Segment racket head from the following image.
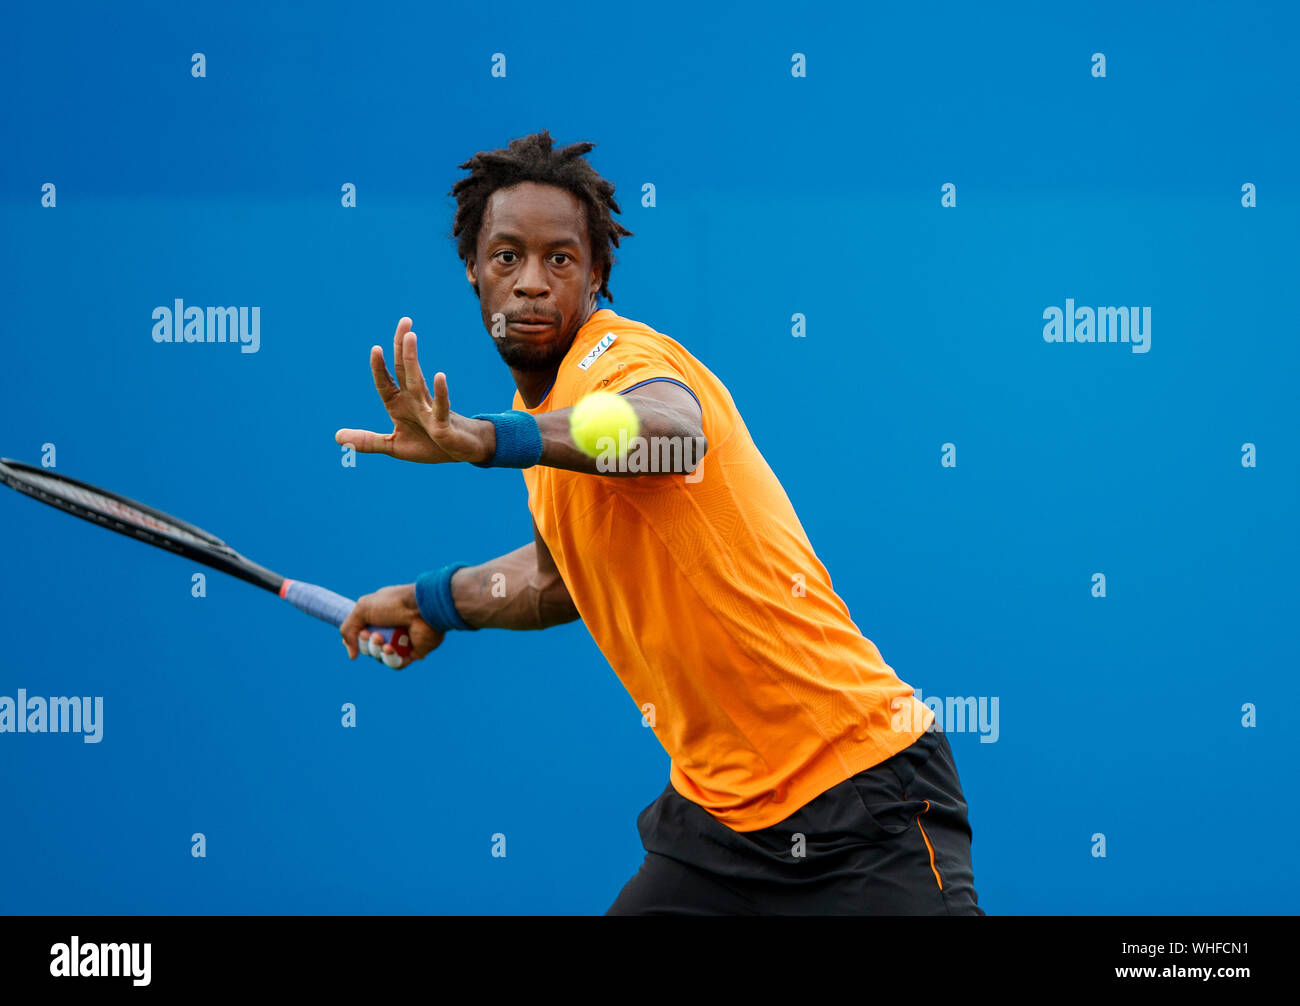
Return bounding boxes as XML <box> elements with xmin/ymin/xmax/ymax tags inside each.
<box><xmin>0</xmin><ymin>457</ymin><xmax>283</xmax><ymax>592</ymax></box>
<box><xmin>0</xmin><ymin>458</ymin><xmax>409</xmax><ymax>664</ymax></box>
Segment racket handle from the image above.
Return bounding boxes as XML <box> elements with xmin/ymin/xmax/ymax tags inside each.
<box><xmin>279</xmin><ymin>579</ymin><xmax>412</xmax><ymax>664</ymax></box>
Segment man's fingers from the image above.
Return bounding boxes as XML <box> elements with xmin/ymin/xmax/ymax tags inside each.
<box><xmin>341</xmin><ymin>622</ymin><xmax>395</xmax><ymax>665</ymax></box>
<box><xmin>339</xmin><ymin>608</ymin><xmax>366</xmax><ymax>660</ymax></box>
<box><xmin>393</xmin><ymin>317</ymin><xmax>412</xmax><ymax>389</ymax></box>
<box><xmin>370</xmin><ymin>345</ymin><xmax>400</xmax><ymax>401</ymax></box>
<box><xmin>401</xmin><ymin>331</ymin><xmax>430</xmax><ymax>399</ymax></box>
<box><xmin>380</xmin><ymin>641</ymin><xmax>417</xmax><ymax>670</ymax></box>
<box><xmin>432</xmin><ymin>371</ymin><xmax>451</xmax><ymax>424</ymax></box>
<box><xmin>334</xmin><ymin>428</ymin><xmax>391</xmax><ymax>454</ymax></box>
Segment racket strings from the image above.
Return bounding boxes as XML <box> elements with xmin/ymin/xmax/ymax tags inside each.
<box><xmin>13</xmin><ymin>469</ymin><xmax>226</xmax><ymax>552</ymax></box>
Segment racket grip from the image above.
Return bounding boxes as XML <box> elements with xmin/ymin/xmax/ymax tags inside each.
<box><xmin>279</xmin><ymin>579</ymin><xmax>412</xmax><ymax>660</ymax></box>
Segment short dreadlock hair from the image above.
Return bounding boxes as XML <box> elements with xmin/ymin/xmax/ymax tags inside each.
<box><xmin>449</xmin><ymin>129</ymin><xmax>633</xmax><ymax>303</ymax></box>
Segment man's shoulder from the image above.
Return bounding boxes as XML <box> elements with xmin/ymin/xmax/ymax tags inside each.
<box><xmin>572</xmin><ymin>310</ymin><xmax>695</xmax><ymax>366</ymax></box>
<box><xmin>579</xmin><ymin>310</ymin><xmax>660</xmax><ymax>345</ymax></box>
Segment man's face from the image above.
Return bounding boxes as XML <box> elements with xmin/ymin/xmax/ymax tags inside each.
<box><xmin>467</xmin><ymin>181</ymin><xmax>601</xmax><ymax>372</ymax></box>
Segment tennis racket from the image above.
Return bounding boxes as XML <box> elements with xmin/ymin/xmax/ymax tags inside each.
<box><xmin>0</xmin><ymin>458</ymin><xmax>411</xmax><ymax>667</ymax></box>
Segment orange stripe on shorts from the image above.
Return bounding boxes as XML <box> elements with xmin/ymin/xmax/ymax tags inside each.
<box><xmin>917</xmin><ymin>800</ymin><xmax>943</xmax><ymax>890</ymax></box>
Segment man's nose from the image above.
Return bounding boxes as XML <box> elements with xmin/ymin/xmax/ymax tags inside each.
<box><xmin>514</xmin><ymin>255</ymin><xmax>550</xmax><ymax>297</ymax></box>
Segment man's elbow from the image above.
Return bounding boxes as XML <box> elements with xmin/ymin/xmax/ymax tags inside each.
<box><xmin>683</xmin><ymin>429</ymin><xmax>707</xmax><ymax>475</ymax></box>
<box><xmin>665</xmin><ymin>418</ymin><xmax>707</xmax><ymax>476</ymax></box>
<box><xmin>626</xmin><ymin>402</ymin><xmax>708</xmax><ymax>477</ymax></box>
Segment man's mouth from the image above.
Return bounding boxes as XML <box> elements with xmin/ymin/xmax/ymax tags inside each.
<box><xmin>509</xmin><ymin>318</ymin><xmax>556</xmax><ymax>334</ymax></box>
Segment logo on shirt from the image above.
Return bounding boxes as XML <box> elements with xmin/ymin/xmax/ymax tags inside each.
<box><xmin>577</xmin><ymin>332</ymin><xmax>617</xmax><ymax>371</ymax></box>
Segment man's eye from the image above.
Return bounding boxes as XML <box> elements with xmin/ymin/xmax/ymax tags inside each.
<box><xmin>498</xmin><ymin>251</ymin><xmax>517</xmax><ymax>263</ymax></box>
<box><xmin>552</xmin><ymin>254</ymin><xmax>569</xmax><ymax>265</ymax></box>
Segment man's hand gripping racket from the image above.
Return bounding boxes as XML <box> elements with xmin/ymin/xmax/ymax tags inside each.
<box><xmin>338</xmin><ymin>583</ymin><xmax>445</xmax><ymax>668</ymax></box>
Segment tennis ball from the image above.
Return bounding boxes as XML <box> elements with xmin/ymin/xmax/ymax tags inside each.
<box><xmin>570</xmin><ymin>391</ymin><xmax>640</xmax><ymax>459</ymax></box>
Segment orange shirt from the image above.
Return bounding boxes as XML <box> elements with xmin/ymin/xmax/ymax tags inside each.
<box><xmin>515</xmin><ymin>309</ymin><xmax>934</xmax><ymax>831</ymax></box>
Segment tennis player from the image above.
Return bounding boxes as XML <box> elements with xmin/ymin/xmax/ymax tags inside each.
<box><xmin>336</xmin><ymin>130</ymin><xmax>983</xmax><ymax>916</ymax></box>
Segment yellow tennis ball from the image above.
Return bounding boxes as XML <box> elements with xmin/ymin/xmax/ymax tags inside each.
<box><xmin>570</xmin><ymin>391</ymin><xmax>641</xmax><ymax>459</ymax></box>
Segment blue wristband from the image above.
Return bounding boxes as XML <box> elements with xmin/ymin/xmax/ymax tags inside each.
<box><xmin>470</xmin><ymin>410</ymin><xmax>544</xmax><ymax>469</ymax></box>
<box><xmin>414</xmin><ymin>563</ymin><xmax>476</xmax><ymax>632</ymax></box>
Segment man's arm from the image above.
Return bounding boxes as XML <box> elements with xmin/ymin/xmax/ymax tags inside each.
<box><xmin>334</xmin><ymin>326</ymin><xmax>708</xmax><ymax>478</ymax></box>
<box><xmin>339</xmin><ymin>519</ymin><xmax>578</xmax><ymax>667</ymax></box>
<box><xmin>450</xmin><ymin>519</ymin><xmax>579</xmax><ymax>629</ymax></box>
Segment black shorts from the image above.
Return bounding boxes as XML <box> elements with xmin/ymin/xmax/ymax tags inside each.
<box><xmin>606</xmin><ymin>727</ymin><xmax>984</xmax><ymax>915</ymax></box>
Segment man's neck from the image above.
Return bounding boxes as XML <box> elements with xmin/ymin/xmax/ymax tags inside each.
<box><xmin>512</xmin><ymin>365</ymin><xmax>557</xmax><ymax>409</ymax></box>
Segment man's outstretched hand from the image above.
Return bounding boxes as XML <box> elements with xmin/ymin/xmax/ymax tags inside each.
<box><xmin>334</xmin><ymin>317</ymin><xmax>497</xmax><ymax>465</ymax></box>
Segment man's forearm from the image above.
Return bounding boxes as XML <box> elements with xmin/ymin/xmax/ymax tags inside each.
<box><xmin>533</xmin><ymin>394</ymin><xmax>706</xmax><ymax>476</ymax></box>
<box><xmin>449</xmin><ymin>542</ymin><xmax>580</xmax><ymax>630</ymax></box>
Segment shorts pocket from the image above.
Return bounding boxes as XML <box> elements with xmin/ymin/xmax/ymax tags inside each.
<box><xmin>848</xmin><ymin>760</ymin><xmax>930</xmax><ymax>843</ymax></box>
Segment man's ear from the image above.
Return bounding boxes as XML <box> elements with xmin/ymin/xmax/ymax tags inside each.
<box><xmin>466</xmin><ymin>258</ymin><xmax>481</xmax><ymax>300</ymax></box>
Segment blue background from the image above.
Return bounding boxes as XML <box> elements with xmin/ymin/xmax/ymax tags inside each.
<box><xmin>1</xmin><ymin>0</ymin><xmax>1296</xmax><ymax>915</ymax></box>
